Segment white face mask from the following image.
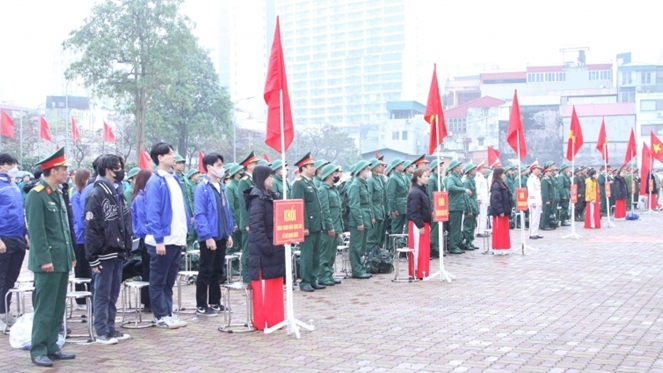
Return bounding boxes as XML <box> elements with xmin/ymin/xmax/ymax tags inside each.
<box><xmin>215</xmin><ymin>166</ymin><xmax>225</xmax><ymax>179</ymax></box>
<box><xmin>364</xmin><ymin>170</ymin><xmax>372</xmax><ymax>179</ymax></box>
<box><xmin>7</xmin><ymin>166</ymin><xmax>18</xmax><ymax>178</ymax></box>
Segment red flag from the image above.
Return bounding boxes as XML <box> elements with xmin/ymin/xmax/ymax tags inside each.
<box><xmin>596</xmin><ymin>118</ymin><xmax>608</xmax><ymax>163</ymax></box>
<box><xmin>263</xmin><ymin>153</ymin><xmax>270</xmax><ymax>162</ymax></box>
<box><xmin>103</xmin><ymin>122</ymin><xmax>116</xmax><ymax>143</ymax></box>
<box><xmin>1</xmin><ymin>111</ymin><xmax>15</xmax><ymax>139</ymax></box>
<box><xmin>424</xmin><ymin>64</ymin><xmax>447</xmax><ymax>154</ymax></box>
<box><xmin>487</xmin><ymin>146</ymin><xmax>501</xmax><ymax>168</ymax></box>
<box><xmin>641</xmin><ymin>143</ymin><xmax>652</xmax><ymax>195</ymax></box>
<box><xmin>565</xmin><ymin>106</ymin><xmax>584</xmax><ymax>161</ymax></box>
<box><xmin>264</xmin><ymin>16</ymin><xmax>294</xmax><ymax>153</ymax></box>
<box><xmin>650</xmin><ymin>132</ymin><xmax>663</xmax><ymax>164</ymax></box>
<box><xmin>71</xmin><ymin>117</ymin><xmax>80</xmax><ymax>143</ymax></box>
<box><xmin>39</xmin><ymin>117</ymin><xmax>52</xmax><ymax>141</ymax></box>
<box><xmin>506</xmin><ymin>90</ymin><xmax>527</xmax><ymax>160</ymax></box>
<box><xmin>624</xmin><ymin>128</ymin><xmax>636</xmax><ymax>166</ymax></box>
<box><xmin>375</xmin><ymin>152</ymin><xmax>380</xmax><ymax>159</ymax></box>
<box><xmin>198</xmin><ymin>151</ymin><xmax>206</xmax><ymax>174</ymax></box>
<box><xmin>139</xmin><ymin>147</ymin><xmax>152</xmax><ymax>170</ymax></box>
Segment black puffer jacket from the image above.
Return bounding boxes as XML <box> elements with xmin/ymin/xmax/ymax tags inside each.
<box><xmin>613</xmin><ymin>176</ymin><xmax>628</xmax><ymax>199</ymax></box>
<box><xmin>244</xmin><ymin>186</ymin><xmax>285</xmax><ymax>281</ymax></box>
<box><xmin>489</xmin><ymin>180</ymin><xmax>512</xmax><ymax>216</ymax></box>
<box><xmin>406</xmin><ymin>184</ymin><xmax>431</xmax><ymax>229</ymax></box>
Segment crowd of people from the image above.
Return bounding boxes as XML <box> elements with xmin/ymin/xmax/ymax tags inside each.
<box><xmin>0</xmin><ymin>143</ymin><xmax>655</xmax><ymax>367</ymax></box>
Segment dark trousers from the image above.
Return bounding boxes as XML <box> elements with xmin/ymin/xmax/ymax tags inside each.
<box><xmin>448</xmin><ymin>211</ymin><xmax>463</xmax><ymax>250</ymax></box>
<box><xmin>0</xmin><ymin>236</ymin><xmax>26</xmax><ymax>314</ymax></box>
<box><xmin>139</xmin><ymin>240</ymin><xmax>151</xmax><ymax>308</ymax></box>
<box><xmin>196</xmin><ymin>239</ymin><xmax>227</xmax><ymax>308</ymax></box>
<box><xmin>73</xmin><ymin>243</ymin><xmax>92</xmax><ymax>305</ymax></box>
<box><xmin>92</xmin><ymin>258</ymin><xmax>123</xmax><ymax>336</ymax></box>
<box><xmin>31</xmin><ymin>272</ymin><xmax>68</xmax><ymax>358</ymax></box>
<box><xmin>147</xmin><ymin>244</ymin><xmax>182</xmax><ymax>319</ymax></box>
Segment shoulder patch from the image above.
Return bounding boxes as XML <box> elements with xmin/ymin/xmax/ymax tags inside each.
<box><xmin>241</xmin><ymin>175</ymin><xmax>249</xmax><ymax>180</ymax></box>
<box><xmin>33</xmin><ymin>184</ymin><xmax>44</xmax><ymax>192</ymax></box>
<box><xmin>85</xmin><ymin>211</ymin><xmax>94</xmax><ymax>221</ymax></box>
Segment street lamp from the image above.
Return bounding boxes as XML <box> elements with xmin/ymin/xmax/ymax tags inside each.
<box><xmin>233</xmin><ymin>96</ymin><xmax>254</xmax><ymax>162</ymax></box>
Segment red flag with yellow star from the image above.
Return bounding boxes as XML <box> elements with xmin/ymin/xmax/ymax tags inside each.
<box><xmin>424</xmin><ymin>64</ymin><xmax>447</xmax><ymax>154</ymax></box>
<box><xmin>565</xmin><ymin>107</ymin><xmax>584</xmax><ymax>161</ymax></box>
<box><xmin>650</xmin><ymin>132</ymin><xmax>663</xmax><ymax>164</ymax></box>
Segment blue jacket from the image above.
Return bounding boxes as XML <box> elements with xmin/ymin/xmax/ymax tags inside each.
<box><xmin>145</xmin><ymin>171</ymin><xmax>189</xmax><ymax>244</ymax></box>
<box><xmin>194</xmin><ymin>176</ymin><xmax>234</xmax><ymax>241</ymax></box>
<box><xmin>131</xmin><ymin>190</ymin><xmax>147</xmax><ymax>239</ymax></box>
<box><xmin>0</xmin><ymin>174</ymin><xmax>26</xmax><ymax>237</ymax></box>
<box><xmin>71</xmin><ymin>190</ymin><xmax>85</xmax><ymax>244</ymax></box>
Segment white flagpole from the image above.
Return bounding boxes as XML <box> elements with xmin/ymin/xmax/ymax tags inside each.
<box><xmin>563</xmin><ymin>136</ymin><xmax>580</xmax><ymax>239</ymax></box>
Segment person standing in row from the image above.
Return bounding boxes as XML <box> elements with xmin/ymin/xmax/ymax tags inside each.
<box><xmin>270</xmin><ymin>160</ymin><xmax>291</xmax><ymax>199</ymax></box>
<box><xmin>367</xmin><ymin>159</ymin><xmax>386</xmax><ymax>255</ymax></box>
<box><xmin>489</xmin><ymin>167</ymin><xmax>512</xmax><ymax>254</ymax></box>
<box><xmin>527</xmin><ymin>162</ymin><xmax>543</xmax><ymax>239</ymax></box>
<box><xmin>585</xmin><ymin>169</ymin><xmax>601</xmax><ymax>228</ymax></box>
<box><xmin>462</xmin><ymin>163</ymin><xmax>479</xmax><ymax>251</ymax></box>
<box><xmin>475</xmin><ymin>162</ymin><xmax>489</xmax><ymax>238</ymax></box>
<box><xmin>557</xmin><ymin>163</ymin><xmax>571</xmax><ymax>226</ymax></box>
<box><xmin>224</xmin><ymin>164</ymin><xmax>243</xmax><ymax>273</ymax></box>
<box><xmin>386</xmin><ymin>159</ymin><xmax>407</xmax><ymax>236</ymax></box>
<box><xmin>613</xmin><ymin>168</ymin><xmax>628</xmax><ymax>219</ymax></box>
<box><xmin>406</xmin><ymin>169</ymin><xmax>431</xmax><ymax>279</ymax></box>
<box><xmin>445</xmin><ymin>160</ymin><xmax>467</xmax><ymax>255</ymax></box>
<box><xmin>317</xmin><ymin>164</ymin><xmax>343</xmax><ymax>286</ymax></box>
<box><xmin>347</xmin><ymin>160</ymin><xmax>374</xmax><ymax>279</ymax></box>
<box><xmin>237</xmin><ymin>152</ymin><xmax>259</xmax><ymax>284</ymax></box>
<box><xmin>131</xmin><ymin>169</ymin><xmax>152</xmax><ymax>312</ymax></box>
<box><xmin>540</xmin><ymin>164</ymin><xmax>555</xmax><ymax>231</ymax></box>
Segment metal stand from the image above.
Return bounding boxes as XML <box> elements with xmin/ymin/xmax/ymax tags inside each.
<box><xmin>520</xmin><ymin>211</ymin><xmax>539</xmax><ymax>255</ymax></box>
<box><xmin>63</xmin><ymin>291</ymin><xmax>94</xmax><ymax>344</ymax></box>
<box><xmin>481</xmin><ymin>229</ymin><xmax>493</xmax><ymax>255</ymax></box>
<box><xmin>121</xmin><ymin>281</ymin><xmax>154</xmax><ymax>329</ymax></box>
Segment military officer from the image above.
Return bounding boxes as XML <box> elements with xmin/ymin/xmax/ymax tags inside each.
<box><xmin>318</xmin><ymin>164</ymin><xmax>343</xmax><ymax>286</ymax></box>
<box><xmin>347</xmin><ymin>160</ymin><xmax>374</xmax><ymax>278</ymax></box>
<box><xmin>313</xmin><ymin>159</ymin><xmax>329</xmax><ymax>188</ymax></box>
<box><xmin>540</xmin><ymin>163</ymin><xmax>555</xmax><ymax>230</ymax></box>
<box><xmin>291</xmin><ymin>153</ymin><xmax>325</xmax><ymax>291</ymax></box>
<box><xmin>427</xmin><ymin>159</ymin><xmax>445</xmax><ymax>257</ymax></box>
<box><xmin>386</xmin><ymin>158</ymin><xmax>407</xmax><ymax>235</ymax></box>
<box><xmin>413</xmin><ymin>154</ymin><xmax>429</xmax><ymax>172</ymax></box>
<box><xmin>237</xmin><ymin>151</ymin><xmax>259</xmax><ymax>283</ymax></box>
<box><xmin>557</xmin><ymin>163</ymin><xmax>572</xmax><ymax>226</ymax></box>
<box><xmin>25</xmin><ymin>148</ymin><xmax>77</xmax><ymax>367</ymax></box>
<box><xmin>446</xmin><ymin>160</ymin><xmax>468</xmax><ymax>254</ymax></box>
<box><xmin>462</xmin><ymin>163</ymin><xmax>480</xmax><ymax>251</ymax></box>
<box><xmin>366</xmin><ymin>159</ymin><xmax>386</xmax><ymax>254</ymax></box>
<box><xmin>270</xmin><ymin>159</ymin><xmax>291</xmax><ymax>199</ymax></box>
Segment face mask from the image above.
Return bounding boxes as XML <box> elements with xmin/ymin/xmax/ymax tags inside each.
<box><xmin>7</xmin><ymin>166</ymin><xmax>18</xmax><ymax>178</ymax></box>
<box><xmin>239</xmin><ymin>172</ymin><xmax>245</xmax><ymax>178</ymax></box>
<box><xmin>364</xmin><ymin>170</ymin><xmax>372</xmax><ymax>179</ymax></box>
<box><xmin>114</xmin><ymin>170</ymin><xmax>125</xmax><ymax>182</ymax></box>
<box><xmin>333</xmin><ymin>176</ymin><xmax>341</xmax><ymax>183</ymax></box>
<box><xmin>215</xmin><ymin>166</ymin><xmax>225</xmax><ymax>179</ymax></box>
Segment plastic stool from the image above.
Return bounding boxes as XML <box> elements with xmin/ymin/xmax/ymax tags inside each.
<box><xmin>121</xmin><ymin>281</ymin><xmax>154</xmax><ymax>329</ymax></box>
<box><xmin>218</xmin><ymin>282</ymin><xmax>255</xmax><ymax>333</ymax></box>
<box><xmin>3</xmin><ymin>284</ymin><xmax>34</xmax><ymax>334</ymax></box>
<box><xmin>63</xmin><ymin>291</ymin><xmax>94</xmax><ymax>343</ymax></box>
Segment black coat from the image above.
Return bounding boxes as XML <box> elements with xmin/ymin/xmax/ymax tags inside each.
<box><xmin>489</xmin><ymin>180</ymin><xmax>512</xmax><ymax>216</ymax></box>
<box><xmin>613</xmin><ymin>176</ymin><xmax>628</xmax><ymax>200</ymax></box>
<box><xmin>244</xmin><ymin>187</ymin><xmax>285</xmax><ymax>281</ymax></box>
<box><xmin>406</xmin><ymin>184</ymin><xmax>431</xmax><ymax>229</ymax></box>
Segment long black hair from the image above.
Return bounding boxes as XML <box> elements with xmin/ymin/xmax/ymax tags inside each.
<box><xmin>492</xmin><ymin>167</ymin><xmax>505</xmax><ymax>187</ymax></box>
<box><xmin>253</xmin><ymin>165</ymin><xmax>272</xmax><ymax>191</ymax></box>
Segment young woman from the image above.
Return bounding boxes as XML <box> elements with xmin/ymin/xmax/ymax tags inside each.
<box><xmin>70</xmin><ymin>168</ymin><xmax>91</xmax><ymax>308</ymax></box>
<box><xmin>244</xmin><ymin>165</ymin><xmax>285</xmax><ymax>330</ymax></box>
<box><xmin>131</xmin><ymin>169</ymin><xmax>153</xmax><ymax>311</ymax></box>
<box><xmin>489</xmin><ymin>167</ymin><xmax>512</xmax><ymax>254</ymax></box>
<box><xmin>613</xmin><ymin>168</ymin><xmax>628</xmax><ymax>219</ymax></box>
<box><xmin>406</xmin><ymin>169</ymin><xmax>431</xmax><ymax>279</ymax></box>
<box><xmin>585</xmin><ymin>169</ymin><xmax>601</xmax><ymax>229</ymax></box>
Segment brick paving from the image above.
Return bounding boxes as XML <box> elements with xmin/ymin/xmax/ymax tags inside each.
<box><xmin>2</xmin><ymin>214</ymin><xmax>663</xmax><ymax>372</ymax></box>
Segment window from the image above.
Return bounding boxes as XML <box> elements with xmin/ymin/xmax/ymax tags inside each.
<box><xmin>621</xmin><ymin>71</ymin><xmax>633</xmax><ymax>85</ymax></box>
<box><xmin>401</xmin><ymin>131</ymin><xmax>408</xmax><ymax>140</ymax></box>
<box><xmin>589</xmin><ymin>71</ymin><xmax>599</xmax><ymax>80</ymax></box>
<box><xmin>619</xmin><ymin>87</ymin><xmax>635</xmax><ymax>103</ymax></box>
<box><xmin>657</xmin><ymin>70</ymin><xmax>663</xmax><ymax>84</ymax></box>
<box><xmin>642</xmin><ymin>72</ymin><xmax>652</xmax><ymax>84</ymax></box>
<box><xmin>600</xmin><ymin>70</ymin><xmax>612</xmax><ymax>80</ymax></box>
<box><xmin>640</xmin><ymin>100</ymin><xmax>656</xmax><ymax>111</ymax></box>
<box><xmin>556</xmin><ymin>72</ymin><xmax>566</xmax><ymax>81</ymax></box>
<box><xmin>392</xmin><ymin>131</ymin><xmax>400</xmax><ymax>140</ymax></box>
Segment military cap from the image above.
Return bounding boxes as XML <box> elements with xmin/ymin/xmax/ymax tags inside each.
<box><xmin>369</xmin><ymin>158</ymin><xmax>381</xmax><ymax>169</ymax></box>
<box><xmin>348</xmin><ymin>163</ymin><xmax>357</xmax><ymax>175</ymax></box>
<box><xmin>529</xmin><ymin>161</ymin><xmax>542</xmax><ymax>171</ymax></box>
<box><xmin>430</xmin><ymin>159</ymin><xmax>439</xmax><ymax>170</ymax></box>
<box><xmin>185</xmin><ymin>169</ymin><xmax>199</xmax><ymax>179</ymax></box>
<box><xmin>402</xmin><ymin>160</ymin><xmax>414</xmax><ymax>170</ymax></box>
<box><xmin>321</xmin><ymin>164</ymin><xmax>340</xmax><ymax>181</ymax></box>
<box><xmin>228</xmin><ymin>164</ymin><xmax>244</xmax><ymax>177</ymax></box>
<box><xmin>36</xmin><ymin>147</ymin><xmax>69</xmax><ymax>170</ymax></box>
<box><xmin>295</xmin><ymin>152</ymin><xmax>314</xmax><ymax>168</ymax></box>
<box><xmin>271</xmin><ymin>159</ymin><xmax>288</xmax><ymax>172</ymax></box>
<box><xmin>239</xmin><ymin>151</ymin><xmax>259</xmax><ymax>167</ymax></box>
<box><xmin>355</xmin><ymin>159</ymin><xmax>371</xmax><ymax>173</ymax></box>
<box><xmin>127</xmin><ymin>167</ymin><xmax>140</xmax><ymax>180</ymax></box>
<box><xmin>386</xmin><ymin>158</ymin><xmax>404</xmax><ymax>174</ymax></box>
<box><xmin>446</xmin><ymin>159</ymin><xmax>462</xmax><ymax>173</ymax></box>
<box><xmin>476</xmin><ymin>160</ymin><xmax>486</xmax><ymax>170</ymax></box>
<box><xmin>258</xmin><ymin>159</ymin><xmax>270</xmax><ymax>167</ymax></box>
<box><xmin>314</xmin><ymin>159</ymin><xmax>329</xmax><ymax>171</ymax></box>
<box><xmin>559</xmin><ymin>163</ymin><xmax>570</xmax><ymax>172</ymax></box>
<box><xmin>175</xmin><ymin>154</ymin><xmax>185</xmax><ymax>163</ymax></box>
<box><xmin>225</xmin><ymin>162</ymin><xmax>238</xmax><ymax>170</ymax></box>
<box><xmin>413</xmin><ymin>154</ymin><xmax>429</xmax><ymax>166</ymax></box>
<box><xmin>463</xmin><ymin>162</ymin><xmax>477</xmax><ymax>175</ymax></box>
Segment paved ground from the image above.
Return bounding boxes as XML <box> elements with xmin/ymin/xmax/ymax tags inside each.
<box><xmin>2</xmin><ymin>213</ymin><xmax>663</xmax><ymax>373</ymax></box>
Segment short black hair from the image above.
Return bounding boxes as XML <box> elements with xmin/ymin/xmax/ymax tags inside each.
<box><xmin>96</xmin><ymin>154</ymin><xmax>122</xmax><ymax>177</ymax></box>
<box><xmin>0</xmin><ymin>152</ymin><xmax>18</xmax><ymax>166</ymax></box>
<box><xmin>202</xmin><ymin>153</ymin><xmax>224</xmax><ymax>173</ymax></box>
<box><xmin>91</xmin><ymin>155</ymin><xmax>104</xmax><ymax>176</ymax></box>
<box><xmin>33</xmin><ymin>166</ymin><xmax>42</xmax><ymax>179</ymax></box>
<box><xmin>150</xmin><ymin>142</ymin><xmax>173</xmax><ymax>165</ymax></box>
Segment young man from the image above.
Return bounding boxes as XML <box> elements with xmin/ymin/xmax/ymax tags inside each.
<box><xmin>237</xmin><ymin>152</ymin><xmax>259</xmax><ymax>284</ymax></box>
<box><xmin>0</xmin><ymin>153</ymin><xmax>28</xmax><ymax>330</ymax></box>
<box><xmin>366</xmin><ymin>159</ymin><xmax>386</xmax><ymax>255</ymax></box>
<box><xmin>527</xmin><ymin>162</ymin><xmax>543</xmax><ymax>239</ymax></box>
<box><xmin>144</xmin><ymin>142</ymin><xmax>188</xmax><ymax>329</ymax></box>
<box><xmin>270</xmin><ymin>160</ymin><xmax>291</xmax><ymax>199</ymax></box>
<box><xmin>194</xmin><ymin>153</ymin><xmax>234</xmax><ymax>316</ymax></box>
<box><xmin>318</xmin><ymin>164</ymin><xmax>343</xmax><ymax>286</ymax></box>
<box><xmin>462</xmin><ymin>163</ymin><xmax>479</xmax><ymax>251</ymax></box>
<box><xmin>347</xmin><ymin>160</ymin><xmax>374</xmax><ymax>278</ymax></box>
<box><xmin>25</xmin><ymin>148</ymin><xmax>77</xmax><ymax>367</ymax></box>
<box><xmin>475</xmin><ymin>162</ymin><xmax>489</xmax><ymax>237</ymax></box>
<box><xmin>446</xmin><ymin>160</ymin><xmax>468</xmax><ymax>255</ymax></box>
<box><xmin>85</xmin><ymin>154</ymin><xmax>133</xmax><ymax>344</ymax></box>
<box><xmin>386</xmin><ymin>158</ymin><xmax>407</xmax><ymax>236</ymax></box>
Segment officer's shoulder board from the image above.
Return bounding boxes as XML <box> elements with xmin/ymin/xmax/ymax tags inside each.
<box><xmin>33</xmin><ymin>184</ymin><xmax>44</xmax><ymax>193</ymax></box>
<box><xmin>295</xmin><ymin>176</ymin><xmax>302</xmax><ymax>181</ymax></box>
<box><xmin>241</xmin><ymin>175</ymin><xmax>249</xmax><ymax>181</ymax></box>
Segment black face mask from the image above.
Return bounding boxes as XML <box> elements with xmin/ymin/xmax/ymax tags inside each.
<box><xmin>238</xmin><ymin>172</ymin><xmax>245</xmax><ymax>178</ymax></box>
<box><xmin>114</xmin><ymin>170</ymin><xmax>125</xmax><ymax>182</ymax></box>
<box><xmin>333</xmin><ymin>176</ymin><xmax>341</xmax><ymax>183</ymax></box>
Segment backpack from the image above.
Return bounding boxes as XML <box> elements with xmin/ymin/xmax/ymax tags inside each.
<box><xmin>625</xmin><ymin>212</ymin><xmax>639</xmax><ymax>220</ymax></box>
<box><xmin>366</xmin><ymin>246</ymin><xmax>394</xmax><ymax>274</ymax></box>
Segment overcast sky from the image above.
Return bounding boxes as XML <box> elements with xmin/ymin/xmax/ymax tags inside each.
<box><xmin>0</xmin><ymin>0</ymin><xmax>661</xmax><ymax>108</ymax></box>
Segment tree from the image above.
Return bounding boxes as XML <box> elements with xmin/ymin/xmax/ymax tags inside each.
<box><xmin>63</xmin><ymin>0</ymin><xmax>195</xmax><ymax>159</ymax></box>
<box><xmin>286</xmin><ymin>124</ymin><xmax>360</xmax><ymax>168</ymax></box>
<box><xmin>147</xmin><ymin>46</ymin><xmax>232</xmax><ymax>158</ymax></box>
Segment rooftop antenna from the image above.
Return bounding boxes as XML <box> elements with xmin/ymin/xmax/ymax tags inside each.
<box><xmin>560</xmin><ymin>47</ymin><xmax>589</xmax><ymax>67</ymax></box>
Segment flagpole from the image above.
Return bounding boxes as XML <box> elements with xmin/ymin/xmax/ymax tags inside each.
<box><xmin>423</xmin><ymin>115</ymin><xmax>453</xmax><ymax>283</ymax></box>
<box><xmin>563</xmin><ymin>136</ymin><xmax>580</xmax><ymax>239</ymax></box>
<box><xmin>630</xmin><ymin>157</ymin><xmax>635</xmax><ymax>214</ymax></box>
<box><xmin>264</xmin><ymin>89</ymin><xmax>314</xmax><ymax>338</ymax></box>
<box><xmin>604</xmin><ymin>155</ymin><xmax>615</xmax><ymax>227</ymax></box>
<box><xmin>647</xmin><ymin>152</ymin><xmax>654</xmax><ymax>214</ymax></box>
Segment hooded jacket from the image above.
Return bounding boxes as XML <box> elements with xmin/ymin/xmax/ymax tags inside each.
<box><xmin>243</xmin><ymin>186</ymin><xmax>285</xmax><ymax>280</ymax></box>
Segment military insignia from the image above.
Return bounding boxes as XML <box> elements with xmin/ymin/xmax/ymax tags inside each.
<box><xmin>34</xmin><ymin>184</ymin><xmax>44</xmax><ymax>192</ymax></box>
<box><xmin>86</xmin><ymin>211</ymin><xmax>94</xmax><ymax>221</ymax></box>
<box><xmin>46</xmin><ymin>187</ymin><xmax>52</xmax><ymax>195</ymax></box>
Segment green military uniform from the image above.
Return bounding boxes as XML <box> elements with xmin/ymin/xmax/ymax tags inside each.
<box><xmin>540</xmin><ymin>168</ymin><xmax>555</xmax><ymax>230</ymax></box>
<box><xmin>25</xmin><ymin>149</ymin><xmax>76</xmax><ymax>360</ymax></box>
<box><xmin>446</xmin><ymin>160</ymin><xmax>466</xmax><ymax>254</ymax></box>
<box><xmin>347</xmin><ymin>160</ymin><xmax>373</xmax><ymax>277</ymax></box>
<box><xmin>225</xmin><ymin>165</ymin><xmax>243</xmax><ymax>272</ymax></box>
<box><xmin>184</xmin><ymin>169</ymin><xmax>199</xmax><ymax>248</ymax></box>
<box><xmin>318</xmin><ymin>164</ymin><xmax>343</xmax><ymax>285</ymax></box>
<box><xmin>386</xmin><ymin>158</ymin><xmax>407</xmax><ymax>235</ymax></box>
<box><xmin>313</xmin><ymin>160</ymin><xmax>329</xmax><ymax>189</ymax></box>
<box><xmin>426</xmin><ymin>160</ymin><xmax>444</xmax><ymax>257</ymax></box>
<box><xmin>238</xmin><ymin>152</ymin><xmax>259</xmax><ymax>283</ymax></box>
<box><xmin>557</xmin><ymin>164</ymin><xmax>571</xmax><ymax>225</ymax></box>
<box><xmin>598</xmin><ymin>171</ymin><xmax>607</xmax><ymax>216</ymax></box>
<box><xmin>366</xmin><ymin>159</ymin><xmax>386</xmax><ymax>253</ymax></box>
<box><xmin>270</xmin><ymin>160</ymin><xmax>292</xmax><ymax>199</ymax></box>
<box><xmin>124</xmin><ymin>167</ymin><xmax>140</xmax><ymax>207</ymax></box>
<box><xmin>462</xmin><ymin>163</ymin><xmax>479</xmax><ymax>250</ymax></box>
<box><xmin>550</xmin><ymin>171</ymin><xmax>560</xmax><ymax>227</ymax></box>
<box><xmin>291</xmin><ymin>153</ymin><xmax>324</xmax><ymax>289</ymax></box>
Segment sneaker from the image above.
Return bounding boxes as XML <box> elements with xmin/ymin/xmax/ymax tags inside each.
<box><xmin>75</xmin><ymin>304</ymin><xmax>87</xmax><ymax>311</ymax></box>
<box><xmin>196</xmin><ymin>307</ymin><xmax>218</xmax><ymax>317</ymax></box>
<box><xmin>209</xmin><ymin>304</ymin><xmax>225</xmax><ymax>312</ymax></box>
<box><xmin>168</xmin><ymin>314</ymin><xmax>188</xmax><ymax>328</ymax></box>
<box><xmin>96</xmin><ymin>334</ymin><xmax>118</xmax><ymax>345</ymax></box>
<box><xmin>110</xmin><ymin>330</ymin><xmax>131</xmax><ymax>341</ymax></box>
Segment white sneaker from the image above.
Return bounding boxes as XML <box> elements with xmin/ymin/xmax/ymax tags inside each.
<box><xmin>155</xmin><ymin>316</ymin><xmax>185</xmax><ymax>329</ymax></box>
<box><xmin>110</xmin><ymin>330</ymin><xmax>131</xmax><ymax>341</ymax></box>
<box><xmin>168</xmin><ymin>314</ymin><xmax>188</xmax><ymax>328</ymax></box>
<box><xmin>96</xmin><ymin>334</ymin><xmax>119</xmax><ymax>345</ymax></box>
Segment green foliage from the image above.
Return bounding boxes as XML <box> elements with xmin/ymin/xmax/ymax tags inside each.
<box><xmin>287</xmin><ymin>124</ymin><xmax>360</xmax><ymax>167</ymax></box>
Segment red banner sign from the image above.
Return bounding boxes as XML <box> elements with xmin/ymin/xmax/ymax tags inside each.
<box><xmin>433</xmin><ymin>191</ymin><xmax>449</xmax><ymax>222</ymax></box>
<box><xmin>516</xmin><ymin>187</ymin><xmax>528</xmax><ymax>211</ymax></box>
<box><xmin>273</xmin><ymin>199</ymin><xmax>305</xmax><ymax>245</ymax></box>
<box><xmin>605</xmin><ymin>181</ymin><xmax>612</xmax><ymax>198</ymax></box>
<box><xmin>570</xmin><ymin>184</ymin><xmax>577</xmax><ymax>204</ymax></box>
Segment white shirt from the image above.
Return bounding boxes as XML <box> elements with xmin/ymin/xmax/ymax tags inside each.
<box><xmin>476</xmin><ymin>172</ymin><xmax>488</xmax><ymax>204</ymax></box>
<box><xmin>527</xmin><ymin>175</ymin><xmax>542</xmax><ymax>205</ymax></box>
<box><xmin>145</xmin><ymin>170</ymin><xmax>188</xmax><ymax>246</ymax></box>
